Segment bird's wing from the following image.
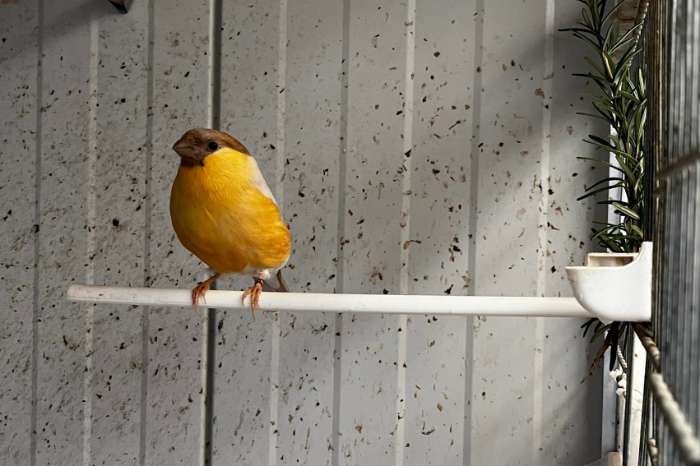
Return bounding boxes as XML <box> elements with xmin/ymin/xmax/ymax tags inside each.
<box><xmin>249</xmin><ymin>157</ymin><xmax>278</xmax><ymax>205</ymax></box>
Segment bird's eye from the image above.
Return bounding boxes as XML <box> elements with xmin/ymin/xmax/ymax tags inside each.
<box><xmin>207</xmin><ymin>141</ymin><xmax>219</xmax><ymax>151</ymax></box>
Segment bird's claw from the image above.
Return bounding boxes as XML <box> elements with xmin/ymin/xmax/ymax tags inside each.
<box><xmin>190</xmin><ymin>273</ymin><xmax>219</xmax><ymax>308</ymax></box>
<box><xmin>192</xmin><ymin>283</ymin><xmax>209</xmax><ymax>307</ymax></box>
<box><xmin>242</xmin><ymin>278</ymin><xmax>264</xmax><ymax>318</ymax></box>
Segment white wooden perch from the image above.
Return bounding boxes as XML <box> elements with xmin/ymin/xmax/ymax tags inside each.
<box><xmin>67</xmin><ymin>285</ymin><xmax>592</xmax><ymax>317</ymax></box>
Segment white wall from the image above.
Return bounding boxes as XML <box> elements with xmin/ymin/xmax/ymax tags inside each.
<box><xmin>0</xmin><ymin>0</ymin><xmax>607</xmax><ymax>465</ymax></box>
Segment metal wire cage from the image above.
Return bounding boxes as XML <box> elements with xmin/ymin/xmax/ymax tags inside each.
<box><xmin>637</xmin><ymin>0</ymin><xmax>700</xmax><ymax>464</ymax></box>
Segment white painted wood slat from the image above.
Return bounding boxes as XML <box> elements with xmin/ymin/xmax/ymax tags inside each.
<box><xmin>147</xmin><ymin>1</ymin><xmax>211</xmax><ymax>464</ymax></box>
<box><xmin>88</xmin><ymin>2</ymin><xmax>150</xmax><ymax>464</ymax></box>
<box><xmin>214</xmin><ymin>1</ymin><xmax>283</xmax><ymax>464</ymax></box>
<box><xmin>538</xmin><ymin>3</ymin><xmax>610</xmax><ymax>465</ymax></box>
<box><xmin>404</xmin><ymin>0</ymin><xmax>475</xmax><ymax>463</ymax></box>
<box><xmin>337</xmin><ymin>1</ymin><xmax>408</xmax><ymax>464</ymax></box>
<box><xmin>0</xmin><ymin>2</ymin><xmax>39</xmax><ymax>465</ymax></box>
<box><xmin>277</xmin><ymin>0</ymin><xmax>343</xmax><ymax>464</ymax></box>
<box><xmin>34</xmin><ymin>1</ymin><xmax>100</xmax><ymax>464</ymax></box>
<box><xmin>469</xmin><ymin>0</ymin><xmax>548</xmax><ymax>465</ymax></box>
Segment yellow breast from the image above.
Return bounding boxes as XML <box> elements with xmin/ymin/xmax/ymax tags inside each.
<box><xmin>169</xmin><ymin>148</ymin><xmax>291</xmax><ymax>274</ymax></box>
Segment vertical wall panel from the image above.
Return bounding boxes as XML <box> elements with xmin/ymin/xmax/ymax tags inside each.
<box><xmin>148</xmin><ymin>1</ymin><xmax>210</xmax><ymax>464</ymax></box>
<box><xmin>88</xmin><ymin>2</ymin><xmax>149</xmax><ymax>464</ymax></box>
<box><xmin>538</xmin><ymin>3</ymin><xmax>608</xmax><ymax>465</ymax></box>
<box><xmin>0</xmin><ymin>2</ymin><xmax>38</xmax><ymax>465</ymax></box>
<box><xmin>215</xmin><ymin>1</ymin><xmax>281</xmax><ymax>464</ymax></box>
<box><xmin>34</xmin><ymin>1</ymin><xmax>100</xmax><ymax>464</ymax></box>
<box><xmin>403</xmin><ymin>0</ymin><xmax>474</xmax><ymax>464</ymax></box>
<box><xmin>469</xmin><ymin>0</ymin><xmax>546</xmax><ymax>464</ymax></box>
<box><xmin>278</xmin><ymin>0</ymin><xmax>343</xmax><ymax>464</ymax></box>
<box><xmin>221</xmin><ymin>0</ymin><xmax>282</xmax><ymax>180</ymax></box>
<box><xmin>338</xmin><ymin>1</ymin><xmax>407</xmax><ymax>464</ymax></box>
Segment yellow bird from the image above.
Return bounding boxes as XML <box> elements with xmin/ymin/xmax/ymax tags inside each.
<box><xmin>169</xmin><ymin>128</ymin><xmax>291</xmax><ymax>312</ymax></box>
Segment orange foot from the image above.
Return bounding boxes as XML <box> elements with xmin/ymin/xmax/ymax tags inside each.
<box><xmin>191</xmin><ymin>273</ymin><xmax>220</xmax><ymax>307</ymax></box>
<box><xmin>242</xmin><ymin>278</ymin><xmax>264</xmax><ymax>317</ymax></box>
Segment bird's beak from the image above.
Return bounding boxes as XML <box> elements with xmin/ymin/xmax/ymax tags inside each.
<box><xmin>172</xmin><ymin>137</ymin><xmax>190</xmax><ymax>158</ymax></box>
<box><xmin>172</xmin><ymin>136</ymin><xmax>205</xmax><ymax>166</ymax></box>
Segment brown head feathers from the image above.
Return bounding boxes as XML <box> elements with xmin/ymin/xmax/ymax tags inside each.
<box><xmin>172</xmin><ymin>128</ymin><xmax>249</xmax><ymax>166</ymax></box>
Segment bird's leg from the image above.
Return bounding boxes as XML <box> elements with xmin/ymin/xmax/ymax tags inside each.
<box><xmin>262</xmin><ymin>270</ymin><xmax>289</xmax><ymax>293</ymax></box>
<box><xmin>275</xmin><ymin>270</ymin><xmax>289</xmax><ymax>292</ymax></box>
<box><xmin>191</xmin><ymin>273</ymin><xmax>220</xmax><ymax>307</ymax></box>
<box><xmin>241</xmin><ymin>277</ymin><xmax>265</xmax><ymax>317</ymax></box>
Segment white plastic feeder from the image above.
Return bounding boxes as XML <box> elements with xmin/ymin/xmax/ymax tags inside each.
<box><xmin>565</xmin><ymin>241</ymin><xmax>653</xmax><ymax>322</ymax></box>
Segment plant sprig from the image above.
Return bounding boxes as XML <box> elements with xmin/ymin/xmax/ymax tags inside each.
<box><xmin>561</xmin><ymin>0</ymin><xmax>647</xmax><ymax>370</ymax></box>
<box><xmin>562</xmin><ymin>0</ymin><xmax>646</xmax><ymax>254</ymax></box>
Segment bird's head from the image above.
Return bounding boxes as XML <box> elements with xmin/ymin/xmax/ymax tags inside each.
<box><xmin>172</xmin><ymin>128</ymin><xmax>250</xmax><ymax>167</ymax></box>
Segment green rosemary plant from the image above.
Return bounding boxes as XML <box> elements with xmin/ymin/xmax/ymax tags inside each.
<box><xmin>561</xmin><ymin>0</ymin><xmax>647</xmax><ymax>370</ymax></box>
